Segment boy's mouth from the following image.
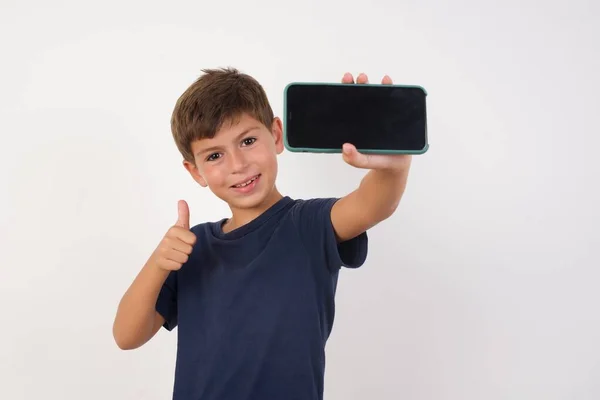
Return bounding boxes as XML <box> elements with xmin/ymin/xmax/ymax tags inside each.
<box><xmin>231</xmin><ymin>174</ymin><xmax>261</xmax><ymax>189</ymax></box>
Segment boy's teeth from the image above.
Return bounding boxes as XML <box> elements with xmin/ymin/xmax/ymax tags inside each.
<box><xmin>235</xmin><ymin>176</ymin><xmax>257</xmax><ymax>188</ymax></box>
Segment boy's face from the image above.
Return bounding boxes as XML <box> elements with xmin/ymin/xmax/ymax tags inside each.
<box><xmin>184</xmin><ymin>113</ymin><xmax>284</xmax><ymax>211</ymax></box>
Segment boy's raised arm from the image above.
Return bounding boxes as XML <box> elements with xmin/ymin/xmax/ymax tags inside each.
<box><xmin>331</xmin><ymin>152</ymin><xmax>411</xmax><ymax>242</ymax></box>
<box><xmin>330</xmin><ymin>72</ymin><xmax>413</xmax><ymax>243</ymax></box>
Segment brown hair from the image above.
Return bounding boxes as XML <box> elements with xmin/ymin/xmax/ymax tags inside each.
<box><xmin>170</xmin><ymin>67</ymin><xmax>274</xmax><ymax>163</ymax></box>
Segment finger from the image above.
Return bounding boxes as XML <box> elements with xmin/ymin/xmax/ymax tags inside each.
<box><xmin>342</xmin><ymin>144</ymin><xmax>401</xmax><ymax>170</ymax></box>
<box><xmin>185</xmin><ymin>231</ymin><xmax>197</xmax><ymax>245</ymax></box>
<box><xmin>176</xmin><ymin>200</ymin><xmax>190</xmax><ymax>229</ymax></box>
<box><xmin>382</xmin><ymin>75</ymin><xmax>393</xmax><ymax>84</ymax></box>
<box><xmin>356</xmin><ymin>73</ymin><xmax>369</xmax><ymax>84</ymax></box>
<box><xmin>172</xmin><ymin>228</ymin><xmax>197</xmax><ymax>245</ymax></box>
<box><xmin>165</xmin><ymin>236</ymin><xmax>194</xmax><ymax>255</ymax></box>
<box><xmin>165</xmin><ymin>249</ymin><xmax>189</xmax><ymax>264</ymax></box>
<box><xmin>342</xmin><ymin>143</ymin><xmax>371</xmax><ymax>169</ymax></box>
<box><xmin>159</xmin><ymin>258</ymin><xmax>183</xmax><ymax>271</ymax></box>
<box><xmin>342</xmin><ymin>72</ymin><xmax>354</xmax><ymax>84</ymax></box>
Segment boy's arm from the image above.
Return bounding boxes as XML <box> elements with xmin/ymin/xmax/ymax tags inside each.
<box><xmin>113</xmin><ymin>200</ymin><xmax>196</xmax><ymax>350</ymax></box>
<box><xmin>330</xmin><ymin>72</ymin><xmax>413</xmax><ymax>242</ymax></box>
<box><xmin>331</xmin><ymin>163</ymin><xmax>410</xmax><ymax>242</ymax></box>
<box><xmin>112</xmin><ymin>262</ymin><xmax>171</xmax><ymax>350</ymax></box>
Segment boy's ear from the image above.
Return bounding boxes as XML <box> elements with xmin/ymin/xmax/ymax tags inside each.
<box><xmin>271</xmin><ymin>117</ymin><xmax>284</xmax><ymax>154</ymax></box>
<box><xmin>183</xmin><ymin>160</ymin><xmax>208</xmax><ymax>187</ymax></box>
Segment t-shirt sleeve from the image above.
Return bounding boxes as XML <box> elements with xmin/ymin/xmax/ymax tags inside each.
<box><xmin>293</xmin><ymin>198</ymin><xmax>368</xmax><ymax>272</ymax></box>
<box><xmin>155</xmin><ymin>270</ymin><xmax>178</xmax><ymax>331</ymax></box>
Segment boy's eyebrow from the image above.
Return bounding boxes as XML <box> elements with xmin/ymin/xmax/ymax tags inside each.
<box><xmin>195</xmin><ymin>126</ymin><xmax>261</xmax><ymax>156</ymax></box>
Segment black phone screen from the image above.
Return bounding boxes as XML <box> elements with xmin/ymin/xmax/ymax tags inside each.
<box><xmin>285</xmin><ymin>84</ymin><xmax>427</xmax><ymax>151</ymax></box>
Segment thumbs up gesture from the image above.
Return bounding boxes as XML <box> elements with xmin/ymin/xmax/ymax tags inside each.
<box><xmin>151</xmin><ymin>200</ymin><xmax>197</xmax><ymax>271</ymax></box>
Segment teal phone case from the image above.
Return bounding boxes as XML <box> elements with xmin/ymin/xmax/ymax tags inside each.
<box><xmin>283</xmin><ymin>82</ymin><xmax>429</xmax><ymax>155</ymax></box>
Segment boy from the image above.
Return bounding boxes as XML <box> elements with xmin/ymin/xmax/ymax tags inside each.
<box><xmin>113</xmin><ymin>68</ymin><xmax>412</xmax><ymax>400</ymax></box>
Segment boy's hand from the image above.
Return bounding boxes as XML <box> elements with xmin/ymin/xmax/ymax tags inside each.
<box><xmin>151</xmin><ymin>200</ymin><xmax>197</xmax><ymax>271</ymax></box>
<box><xmin>329</xmin><ymin>72</ymin><xmax>415</xmax><ymax>242</ymax></box>
<box><xmin>340</xmin><ymin>72</ymin><xmax>412</xmax><ymax>172</ymax></box>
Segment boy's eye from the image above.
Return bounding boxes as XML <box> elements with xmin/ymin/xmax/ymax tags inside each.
<box><xmin>207</xmin><ymin>153</ymin><xmax>221</xmax><ymax>162</ymax></box>
<box><xmin>242</xmin><ymin>137</ymin><xmax>256</xmax><ymax>146</ymax></box>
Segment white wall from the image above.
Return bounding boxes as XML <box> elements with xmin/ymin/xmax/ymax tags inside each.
<box><xmin>1</xmin><ymin>0</ymin><xmax>599</xmax><ymax>399</ymax></box>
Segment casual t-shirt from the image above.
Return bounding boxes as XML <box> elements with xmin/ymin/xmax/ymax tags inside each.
<box><xmin>156</xmin><ymin>196</ymin><xmax>368</xmax><ymax>400</ymax></box>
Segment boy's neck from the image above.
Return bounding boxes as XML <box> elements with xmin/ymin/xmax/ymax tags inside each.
<box><xmin>222</xmin><ymin>188</ymin><xmax>284</xmax><ymax>233</ymax></box>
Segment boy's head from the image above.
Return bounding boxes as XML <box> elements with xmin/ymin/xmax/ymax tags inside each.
<box><xmin>171</xmin><ymin>67</ymin><xmax>284</xmax><ymax>211</ymax></box>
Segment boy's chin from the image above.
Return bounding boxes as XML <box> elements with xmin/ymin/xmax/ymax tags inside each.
<box><xmin>218</xmin><ymin>188</ymin><xmax>270</xmax><ymax>210</ymax></box>
<box><xmin>226</xmin><ymin>195</ymin><xmax>269</xmax><ymax>211</ymax></box>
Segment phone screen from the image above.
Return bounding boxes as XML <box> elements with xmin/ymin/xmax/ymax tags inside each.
<box><xmin>285</xmin><ymin>83</ymin><xmax>427</xmax><ymax>152</ymax></box>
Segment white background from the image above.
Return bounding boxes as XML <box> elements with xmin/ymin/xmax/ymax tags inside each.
<box><xmin>1</xmin><ymin>0</ymin><xmax>599</xmax><ymax>399</ymax></box>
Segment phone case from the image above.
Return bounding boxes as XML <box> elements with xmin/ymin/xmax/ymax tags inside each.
<box><xmin>283</xmin><ymin>82</ymin><xmax>429</xmax><ymax>155</ymax></box>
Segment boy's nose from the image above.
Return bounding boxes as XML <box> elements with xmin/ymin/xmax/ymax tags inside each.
<box><xmin>228</xmin><ymin>149</ymin><xmax>248</xmax><ymax>173</ymax></box>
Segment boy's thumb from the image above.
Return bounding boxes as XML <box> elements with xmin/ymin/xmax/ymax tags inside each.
<box><xmin>176</xmin><ymin>200</ymin><xmax>190</xmax><ymax>229</ymax></box>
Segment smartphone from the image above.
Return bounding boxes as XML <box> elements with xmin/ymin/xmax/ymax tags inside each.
<box><xmin>283</xmin><ymin>82</ymin><xmax>428</xmax><ymax>154</ymax></box>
